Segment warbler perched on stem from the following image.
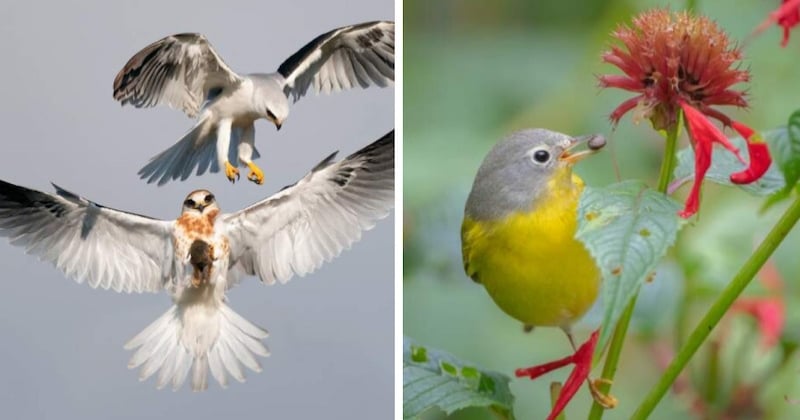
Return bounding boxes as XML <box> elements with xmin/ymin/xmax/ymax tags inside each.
<box><xmin>461</xmin><ymin>128</ymin><xmax>613</xmax><ymax>418</ymax></box>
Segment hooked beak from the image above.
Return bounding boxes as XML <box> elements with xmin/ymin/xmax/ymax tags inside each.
<box><xmin>195</xmin><ymin>204</ymin><xmax>207</xmax><ymax>212</ymax></box>
<box><xmin>275</xmin><ymin>120</ymin><xmax>283</xmax><ymax>131</ymax></box>
<box><xmin>559</xmin><ymin>134</ymin><xmax>606</xmax><ymax>164</ymax></box>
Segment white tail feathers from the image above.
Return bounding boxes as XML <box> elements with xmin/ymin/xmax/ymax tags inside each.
<box><xmin>124</xmin><ymin>304</ymin><xmax>269</xmax><ymax>391</ymax></box>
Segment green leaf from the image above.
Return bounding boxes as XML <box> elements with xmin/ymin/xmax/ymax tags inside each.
<box><xmin>576</xmin><ymin>181</ymin><xmax>684</xmax><ymax>351</ymax></box>
<box><xmin>760</xmin><ymin>118</ymin><xmax>800</xmax><ymax>209</ymax></box>
<box><xmin>403</xmin><ymin>337</ymin><xmax>515</xmax><ymax>419</ymax></box>
<box><xmin>673</xmin><ymin>132</ymin><xmax>785</xmax><ymax>196</ymax></box>
<box><xmin>760</xmin><ymin>124</ymin><xmax>800</xmax><ymax>210</ymax></box>
<box><xmin>783</xmin><ymin>112</ymin><xmax>800</xmax><ymax>187</ymax></box>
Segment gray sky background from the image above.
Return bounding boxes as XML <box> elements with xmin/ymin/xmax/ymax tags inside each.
<box><xmin>0</xmin><ymin>1</ymin><xmax>393</xmax><ymax>419</ymax></box>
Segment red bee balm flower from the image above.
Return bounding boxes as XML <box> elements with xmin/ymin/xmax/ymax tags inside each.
<box><xmin>754</xmin><ymin>0</ymin><xmax>800</xmax><ymax>47</ymax></box>
<box><xmin>599</xmin><ymin>9</ymin><xmax>772</xmax><ymax>218</ymax></box>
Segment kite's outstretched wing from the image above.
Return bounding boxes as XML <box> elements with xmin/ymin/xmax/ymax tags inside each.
<box><xmin>0</xmin><ymin>180</ymin><xmax>175</xmax><ymax>293</ymax></box>
<box><xmin>223</xmin><ymin>130</ymin><xmax>394</xmax><ymax>285</ymax></box>
<box><xmin>113</xmin><ymin>33</ymin><xmax>243</xmax><ymax>118</ymax></box>
<box><xmin>278</xmin><ymin>21</ymin><xmax>394</xmax><ymax>101</ymax></box>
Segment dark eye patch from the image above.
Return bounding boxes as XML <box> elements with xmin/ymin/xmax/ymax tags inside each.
<box><xmin>205</xmin><ymin>194</ymin><xmax>214</xmax><ymax>203</ymax></box>
<box><xmin>267</xmin><ymin>110</ymin><xmax>276</xmax><ymax>120</ymax></box>
<box><xmin>184</xmin><ymin>199</ymin><xmax>196</xmax><ymax>207</ymax></box>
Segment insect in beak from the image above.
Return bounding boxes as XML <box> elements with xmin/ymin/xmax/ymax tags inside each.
<box><xmin>560</xmin><ymin>134</ymin><xmax>606</xmax><ymax>164</ymax></box>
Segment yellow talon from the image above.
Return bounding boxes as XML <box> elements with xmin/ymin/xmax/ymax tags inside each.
<box><xmin>246</xmin><ymin>162</ymin><xmax>264</xmax><ymax>185</ymax></box>
<box><xmin>224</xmin><ymin>161</ymin><xmax>240</xmax><ymax>183</ymax></box>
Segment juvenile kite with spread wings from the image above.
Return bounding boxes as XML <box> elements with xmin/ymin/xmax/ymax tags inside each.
<box><xmin>0</xmin><ymin>131</ymin><xmax>394</xmax><ymax>391</ymax></box>
<box><xmin>113</xmin><ymin>21</ymin><xmax>394</xmax><ymax>186</ymax></box>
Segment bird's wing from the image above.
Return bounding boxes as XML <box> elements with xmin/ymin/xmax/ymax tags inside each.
<box><xmin>113</xmin><ymin>33</ymin><xmax>243</xmax><ymax>118</ymax></box>
<box><xmin>0</xmin><ymin>180</ymin><xmax>175</xmax><ymax>293</ymax></box>
<box><xmin>223</xmin><ymin>130</ymin><xmax>394</xmax><ymax>286</ymax></box>
<box><xmin>277</xmin><ymin>21</ymin><xmax>394</xmax><ymax>102</ymax></box>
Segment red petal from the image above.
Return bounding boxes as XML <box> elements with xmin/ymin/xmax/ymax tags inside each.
<box><xmin>779</xmin><ymin>0</ymin><xmax>800</xmax><ymax>47</ymax></box>
<box><xmin>598</xmin><ymin>74</ymin><xmax>644</xmax><ymax>92</ymax></box>
<box><xmin>546</xmin><ymin>331</ymin><xmax>599</xmax><ymax>420</ymax></box>
<box><xmin>730</xmin><ymin>120</ymin><xmax>755</xmax><ymax>140</ymax></box>
<box><xmin>515</xmin><ymin>354</ymin><xmax>576</xmax><ymax>380</ymax></box>
<box><xmin>753</xmin><ymin>0</ymin><xmax>800</xmax><ymax>47</ymax></box>
<box><xmin>515</xmin><ymin>330</ymin><xmax>600</xmax><ymax>420</ymax></box>
<box><xmin>729</xmin><ymin>121</ymin><xmax>772</xmax><ymax>184</ymax></box>
<box><xmin>677</xmin><ymin>102</ymin><xmax>722</xmax><ymax>218</ymax></box>
<box><xmin>733</xmin><ymin>298</ymin><xmax>786</xmax><ymax>349</ymax></box>
<box><xmin>608</xmin><ymin>95</ymin><xmax>643</xmax><ymax>125</ymax></box>
<box><xmin>680</xmin><ymin>101</ymin><xmax>745</xmax><ymax>163</ymax></box>
<box><xmin>678</xmin><ymin>138</ymin><xmax>712</xmax><ymax>218</ymax></box>
<box><xmin>601</xmin><ymin>47</ymin><xmax>642</xmax><ymax>79</ymax></box>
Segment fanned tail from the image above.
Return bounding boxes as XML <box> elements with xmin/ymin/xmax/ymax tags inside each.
<box><xmin>124</xmin><ymin>304</ymin><xmax>269</xmax><ymax>391</ymax></box>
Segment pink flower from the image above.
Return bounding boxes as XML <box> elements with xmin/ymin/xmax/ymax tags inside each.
<box><xmin>600</xmin><ymin>9</ymin><xmax>772</xmax><ymax>218</ymax></box>
<box><xmin>599</xmin><ymin>9</ymin><xmax>748</xmax><ymax>131</ymax></box>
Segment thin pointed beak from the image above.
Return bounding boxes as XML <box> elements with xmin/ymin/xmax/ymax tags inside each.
<box><xmin>560</xmin><ymin>134</ymin><xmax>606</xmax><ymax>164</ymax></box>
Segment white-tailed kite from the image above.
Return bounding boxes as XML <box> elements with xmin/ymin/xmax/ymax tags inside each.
<box><xmin>113</xmin><ymin>21</ymin><xmax>394</xmax><ymax>186</ymax></box>
<box><xmin>0</xmin><ymin>131</ymin><xmax>394</xmax><ymax>391</ymax></box>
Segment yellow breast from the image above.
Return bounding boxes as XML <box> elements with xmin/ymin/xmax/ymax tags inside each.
<box><xmin>462</xmin><ymin>174</ymin><xmax>599</xmax><ymax>328</ymax></box>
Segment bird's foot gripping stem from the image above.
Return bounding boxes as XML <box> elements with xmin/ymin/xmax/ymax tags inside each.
<box><xmin>224</xmin><ymin>161</ymin><xmax>240</xmax><ymax>183</ymax></box>
<box><xmin>246</xmin><ymin>162</ymin><xmax>264</xmax><ymax>185</ymax></box>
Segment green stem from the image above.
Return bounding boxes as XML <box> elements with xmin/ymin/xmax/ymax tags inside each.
<box><xmin>587</xmin><ymin>125</ymin><xmax>681</xmax><ymax>420</ymax></box>
<box><xmin>656</xmin><ymin>127</ymin><xmax>680</xmax><ymax>193</ymax></box>
<box><xmin>631</xmin><ymin>196</ymin><xmax>800</xmax><ymax>419</ymax></box>
<box><xmin>703</xmin><ymin>341</ymin><xmax>720</xmax><ymax>404</ymax></box>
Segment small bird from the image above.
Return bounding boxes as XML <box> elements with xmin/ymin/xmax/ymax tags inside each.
<box><xmin>113</xmin><ymin>21</ymin><xmax>394</xmax><ymax>186</ymax></box>
<box><xmin>0</xmin><ymin>130</ymin><xmax>394</xmax><ymax>391</ymax></box>
<box><xmin>461</xmin><ymin>129</ymin><xmax>611</xmax><ymax>416</ymax></box>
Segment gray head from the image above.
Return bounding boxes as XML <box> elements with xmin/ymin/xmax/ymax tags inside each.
<box><xmin>464</xmin><ymin>128</ymin><xmax>605</xmax><ymax>221</ymax></box>
<box><xmin>252</xmin><ymin>74</ymin><xmax>290</xmax><ymax>130</ymax></box>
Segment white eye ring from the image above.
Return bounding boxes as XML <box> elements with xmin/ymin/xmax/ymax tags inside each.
<box><xmin>530</xmin><ymin>146</ymin><xmax>551</xmax><ymax>165</ymax></box>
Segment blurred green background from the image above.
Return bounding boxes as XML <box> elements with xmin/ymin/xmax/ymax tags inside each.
<box><xmin>403</xmin><ymin>0</ymin><xmax>800</xmax><ymax>418</ymax></box>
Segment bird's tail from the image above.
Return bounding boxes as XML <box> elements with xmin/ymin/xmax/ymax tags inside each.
<box><xmin>137</xmin><ymin>118</ymin><xmax>261</xmax><ymax>186</ymax></box>
<box><xmin>137</xmin><ymin>117</ymin><xmax>217</xmax><ymax>186</ymax></box>
<box><xmin>124</xmin><ymin>303</ymin><xmax>269</xmax><ymax>391</ymax></box>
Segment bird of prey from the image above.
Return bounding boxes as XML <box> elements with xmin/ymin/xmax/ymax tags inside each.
<box><xmin>0</xmin><ymin>131</ymin><xmax>394</xmax><ymax>391</ymax></box>
<box><xmin>113</xmin><ymin>21</ymin><xmax>394</xmax><ymax>186</ymax></box>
